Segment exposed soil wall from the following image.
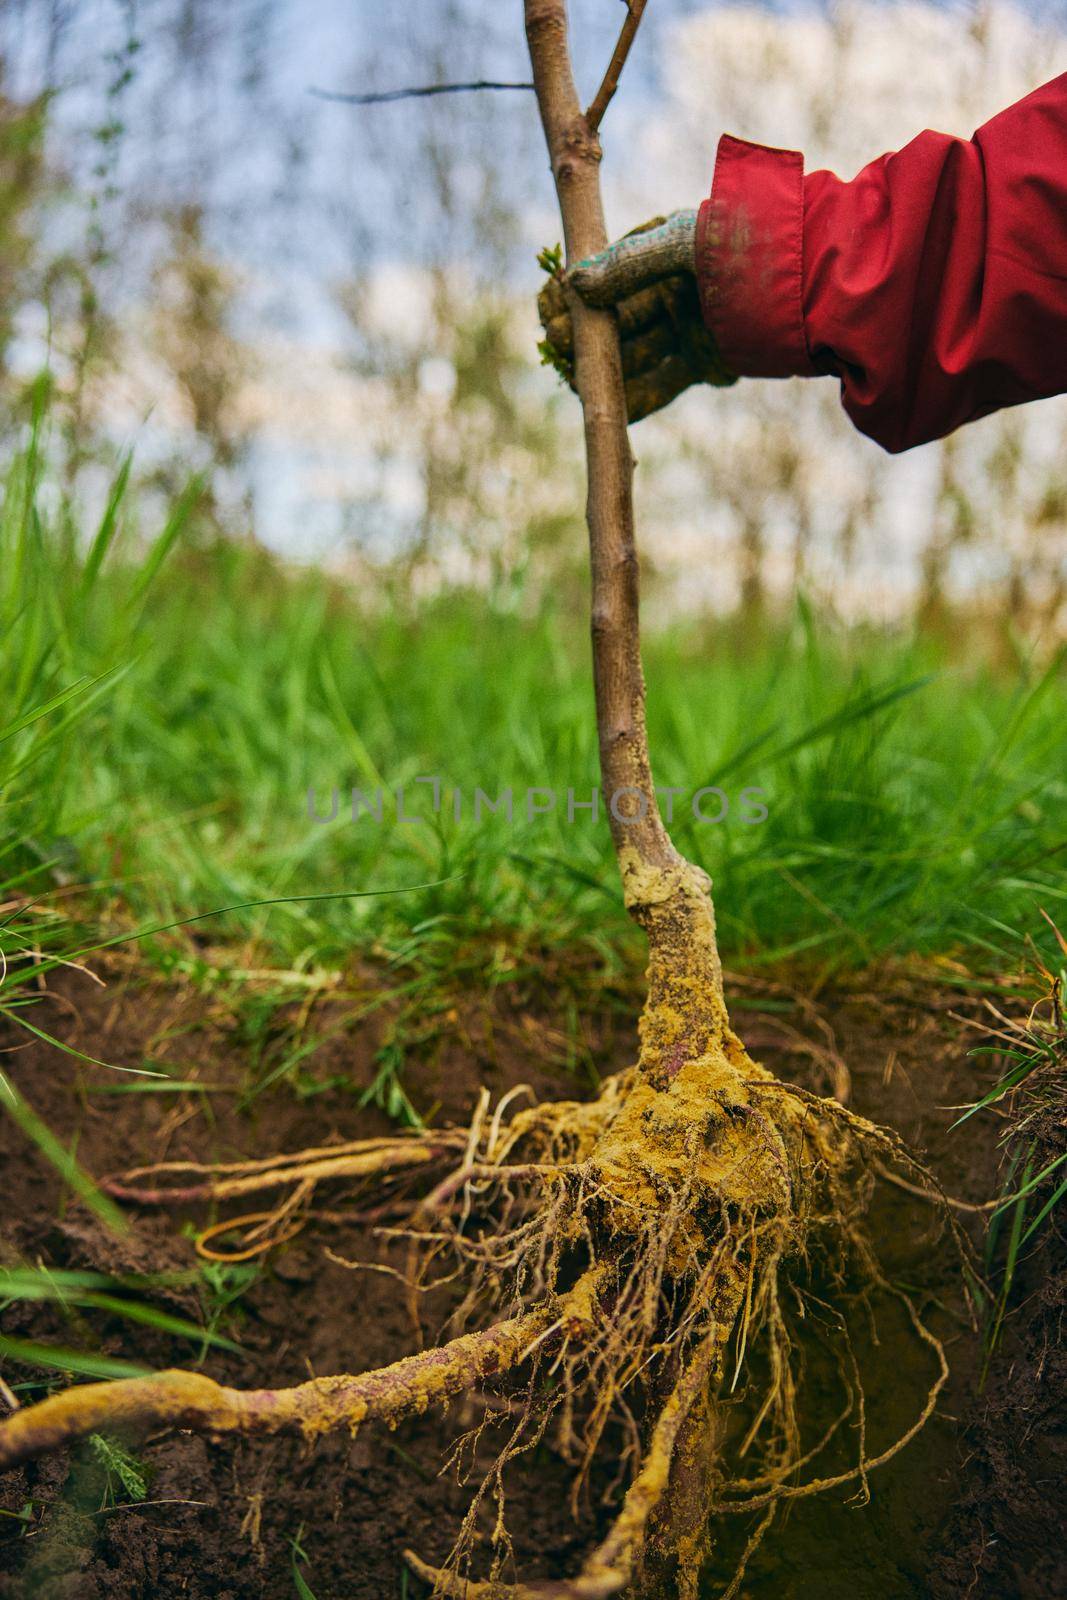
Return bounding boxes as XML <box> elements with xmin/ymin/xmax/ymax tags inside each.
<box><xmin>0</xmin><ymin>964</ymin><xmax>1059</xmax><ymax>1598</ymax></box>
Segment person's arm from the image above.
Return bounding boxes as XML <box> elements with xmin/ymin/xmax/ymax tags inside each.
<box><xmin>699</xmin><ymin>73</ymin><xmax>1067</xmax><ymax>452</ymax></box>
<box><xmin>543</xmin><ymin>76</ymin><xmax>1067</xmax><ymax>451</ymax></box>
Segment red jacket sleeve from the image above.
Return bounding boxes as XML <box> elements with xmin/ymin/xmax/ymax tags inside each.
<box><xmin>695</xmin><ymin>75</ymin><xmax>1067</xmax><ymax>454</ymax></box>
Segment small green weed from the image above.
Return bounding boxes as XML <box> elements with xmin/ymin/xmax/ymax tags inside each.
<box><xmin>88</xmin><ymin>1433</ymin><xmax>150</xmax><ymax>1505</ymax></box>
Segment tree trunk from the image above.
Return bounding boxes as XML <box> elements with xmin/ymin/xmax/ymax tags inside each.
<box><xmin>524</xmin><ymin>0</ymin><xmax>738</xmax><ymax>1098</ymax></box>
<box><xmin>524</xmin><ymin>8</ymin><xmax>746</xmax><ymax>1594</ymax></box>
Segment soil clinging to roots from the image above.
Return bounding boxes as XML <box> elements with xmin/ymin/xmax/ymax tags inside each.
<box><xmin>0</xmin><ymin>862</ymin><xmax>957</xmax><ymax>1599</ymax></box>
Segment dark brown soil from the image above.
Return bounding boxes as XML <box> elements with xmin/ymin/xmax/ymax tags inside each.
<box><xmin>0</xmin><ymin>959</ymin><xmax>1062</xmax><ymax>1599</ymax></box>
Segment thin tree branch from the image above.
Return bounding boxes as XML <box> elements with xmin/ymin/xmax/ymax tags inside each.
<box><xmin>309</xmin><ymin>81</ymin><xmax>535</xmax><ymax>107</ymax></box>
<box><xmin>585</xmin><ymin>0</ymin><xmax>648</xmax><ymax>132</ymax></box>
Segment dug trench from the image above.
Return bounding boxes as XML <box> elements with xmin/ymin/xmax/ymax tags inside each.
<box><xmin>0</xmin><ymin>957</ymin><xmax>1061</xmax><ymax>1599</ymax></box>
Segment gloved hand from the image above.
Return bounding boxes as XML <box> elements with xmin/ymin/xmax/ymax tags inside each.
<box><xmin>537</xmin><ymin>211</ymin><xmax>735</xmax><ymax>422</ymax></box>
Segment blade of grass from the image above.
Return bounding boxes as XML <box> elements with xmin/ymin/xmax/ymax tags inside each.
<box><xmin>0</xmin><ymin>1070</ymin><xmax>127</xmax><ymax>1233</ymax></box>
<box><xmin>0</xmin><ymin>1335</ymin><xmax>149</xmax><ymax>1381</ymax></box>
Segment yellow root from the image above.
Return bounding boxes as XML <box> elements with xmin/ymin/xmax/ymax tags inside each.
<box><xmin>194</xmin><ymin>1207</ymin><xmax>308</xmax><ymax>1261</ymax></box>
<box><xmin>104</xmin><ymin>1134</ymin><xmax>456</xmax><ymax>1204</ymax></box>
<box><xmin>566</xmin><ymin>1324</ymin><xmax>730</xmax><ymax>1599</ymax></box>
<box><xmin>403</xmin><ymin>1323</ymin><xmax>731</xmax><ymax>1600</ymax></box>
<box><xmin>0</xmin><ymin>1275</ymin><xmax>600</xmax><ymax>1471</ymax></box>
<box><xmin>403</xmin><ymin>1551</ymin><xmax>550</xmax><ymax>1600</ymax></box>
<box><xmin>713</xmin><ymin>1286</ymin><xmax>950</xmax><ymax>1517</ymax></box>
<box><xmin>2</xmin><ymin>968</ymin><xmax>956</xmax><ymax>1598</ymax></box>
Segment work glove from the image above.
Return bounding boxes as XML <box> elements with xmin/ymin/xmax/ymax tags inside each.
<box><xmin>537</xmin><ymin>210</ymin><xmax>735</xmax><ymax>423</ymax></box>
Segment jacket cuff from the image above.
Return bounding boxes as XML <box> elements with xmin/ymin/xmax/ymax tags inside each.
<box><xmin>696</xmin><ymin>134</ymin><xmax>814</xmax><ymax>379</ymax></box>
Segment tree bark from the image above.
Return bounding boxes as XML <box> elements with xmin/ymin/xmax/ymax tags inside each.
<box><xmin>524</xmin><ymin>9</ymin><xmax>747</xmax><ymax>1593</ymax></box>
<box><xmin>524</xmin><ymin>0</ymin><xmax>735</xmax><ymax>1088</ymax></box>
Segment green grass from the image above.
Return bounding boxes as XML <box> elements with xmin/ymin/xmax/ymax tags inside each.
<box><xmin>0</xmin><ymin>390</ymin><xmax>1062</xmax><ymax>1425</ymax></box>
<box><xmin>0</xmin><ymin>393</ymin><xmax>201</xmax><ymax>1213</ymax></box>
<box><xmin>2</xmin><ymin>414</ymin><xmax>1065</xmax><ymax>1013</ymax></box>
<box><xmin>956</xmin><ymin>926</ymin><xmax>1067</xmax><ymax>1356</ymax></box>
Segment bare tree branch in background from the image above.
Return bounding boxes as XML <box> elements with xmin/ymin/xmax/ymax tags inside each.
<box><xmin>309</xmin><ymin>79</ymin><xmax>535</xmax><ymax>105</ymax></box>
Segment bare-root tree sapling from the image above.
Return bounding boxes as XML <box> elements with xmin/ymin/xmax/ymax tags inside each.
<box><xmin>0</xmin><ymin>5</ymin><xmax>961</xmax><ymax>1595</ymax></box>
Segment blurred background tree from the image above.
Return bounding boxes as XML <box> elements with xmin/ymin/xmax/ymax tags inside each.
<box><xmin>0</xmin><ymin>0</ymin><xmax>1062</xmax><ymax>643</ymax></box>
